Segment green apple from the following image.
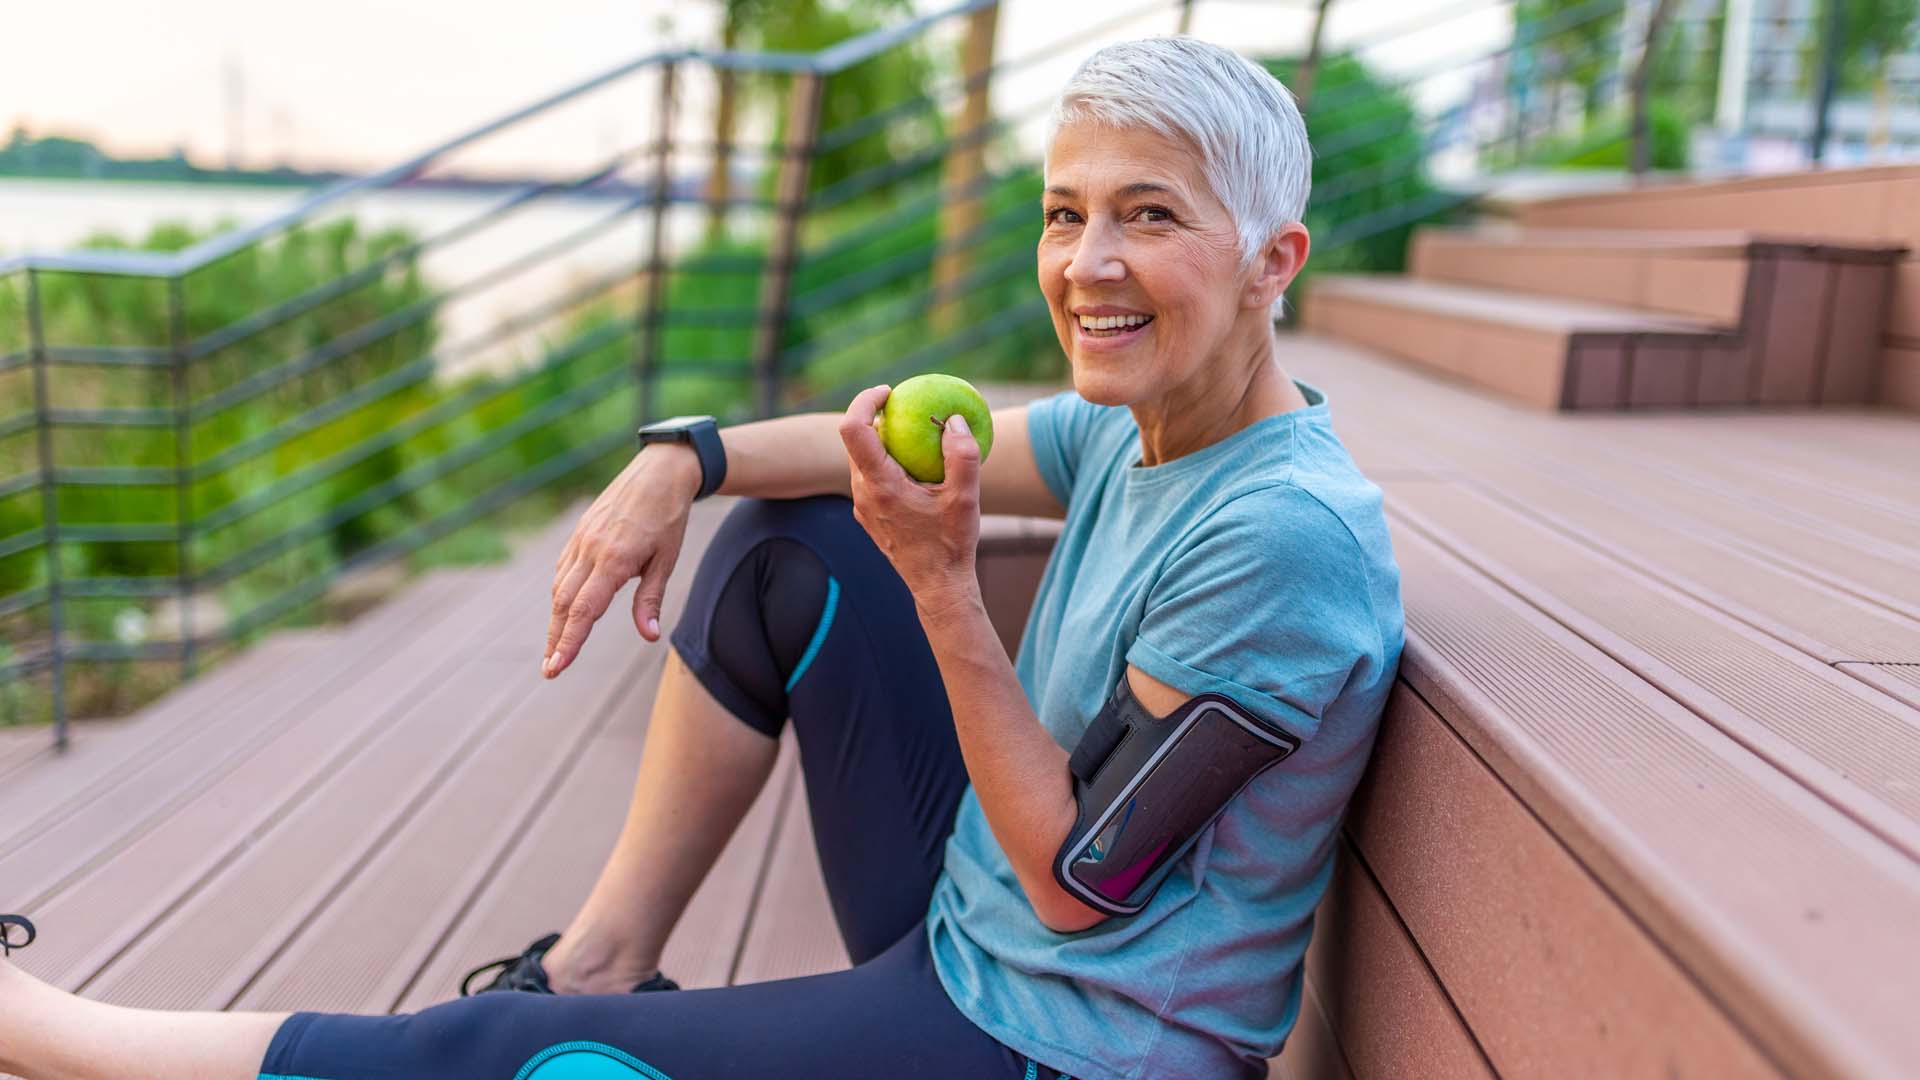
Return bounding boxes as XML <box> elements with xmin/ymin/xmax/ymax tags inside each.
<box><xmin>875</xmin><ymin>373</ymin><xmax>994</xmax><ymax>483</ymax></box>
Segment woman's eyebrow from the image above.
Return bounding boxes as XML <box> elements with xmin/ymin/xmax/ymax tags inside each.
<box><xmin>1044</xmin><ymin>182</ymin><xmax>1183</xmax><ymax>200</ymax></box>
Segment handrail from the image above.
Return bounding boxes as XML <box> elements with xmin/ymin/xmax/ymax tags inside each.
<box><xmin>0</xmin><ymin>0</ymin><xmax>1001</xmax><ymax>280</ymax></box>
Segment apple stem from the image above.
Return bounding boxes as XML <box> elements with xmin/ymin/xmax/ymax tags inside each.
<box><xmin>928</xmin><ymin>415</ymin><xmax>944</xmax><ymax>428</ymax></box>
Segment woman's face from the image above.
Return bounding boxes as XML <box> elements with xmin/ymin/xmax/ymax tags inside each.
<box><xmin>1038</xmin><ymin>120</ymin><xmax>1264</xmax><ymax>408</ymax></box>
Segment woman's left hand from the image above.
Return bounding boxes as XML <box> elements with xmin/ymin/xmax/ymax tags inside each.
<box><xmin>839</xmin><ymin>384</ymin><xmax>982</xmax><ymax>611</ymax></box>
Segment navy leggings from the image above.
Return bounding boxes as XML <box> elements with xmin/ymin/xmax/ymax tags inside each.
<box><xmin>259</xmin><ymin>497</ymin><xmax>1069</xmax><ymax>1080</ymax></box>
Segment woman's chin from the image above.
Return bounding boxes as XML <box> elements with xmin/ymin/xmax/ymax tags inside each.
<box><xmin>1065</xmin><ymin>363</ymin><xmax>1145</xmax><ymax>408</ymax></box>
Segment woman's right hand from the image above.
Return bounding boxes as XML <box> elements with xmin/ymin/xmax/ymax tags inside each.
<box><xmin>543</xmin><ymin>444</ymin><xmax>703</xmax><ymax>679</ymax></box>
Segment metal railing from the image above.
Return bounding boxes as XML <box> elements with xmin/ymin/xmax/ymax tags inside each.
<box><xmin>1</xmin><ymin>0</ymin><xmax>1692</xmax><ymax>743</ymax></box>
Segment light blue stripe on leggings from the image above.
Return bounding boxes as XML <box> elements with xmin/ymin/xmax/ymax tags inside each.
<box><xmin>784</xmin><ymin>575</ymin><xmax>840</xmax><ymax>692</ymax></box>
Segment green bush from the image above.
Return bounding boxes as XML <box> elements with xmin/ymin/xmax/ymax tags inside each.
<box><xmin>0</xmin><ymin>217</ymin><xmax>719</xmax><ymax>722</ymax></box>
<box><xmin>1520</xmin><ymin>100</ymin><xmax>1692</xmax><ymax>171</ymax></box>
<box><xmin>1262</xmin><ymin>53</ymin><xmax>1461</xmax><ymax>294</ymax></box>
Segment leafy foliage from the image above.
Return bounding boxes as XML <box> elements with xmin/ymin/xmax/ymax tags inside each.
<box><xmin>1262</xmin><ymin>53</ymin><xmax>1455</xmax><ymax>288</ymax></box>
<box><xmin>1799</xmin><ymin>0</ymin><xmax>1920</xmax><ymax>94</ymax></box>
<box><xmin>1516</xmin><ymin>0</ymin><xmax>1628</xmax><ymax>122</ymax></box>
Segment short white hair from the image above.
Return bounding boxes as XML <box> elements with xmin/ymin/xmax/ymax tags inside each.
<box><xmin>1047</xmin><ymin>37</ymin><xmax>1311</xmax><ymax>312</ymax></box>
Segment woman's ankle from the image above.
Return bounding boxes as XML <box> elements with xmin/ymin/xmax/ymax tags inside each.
<box><xmin>541</xmin><ymin>925</ymin><xmax>661</xmax><ymax>996</ymax></box>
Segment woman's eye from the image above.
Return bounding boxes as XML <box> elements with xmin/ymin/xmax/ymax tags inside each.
<box><xmin>1138</xmin><ymin>206</ymin><xmax>1173</xmax><ymax>223</ymax></box>
<box><xmin>1045</xmin><ymin>207</ymin><xmax>1083</xmax><ymax>225</ymax></box>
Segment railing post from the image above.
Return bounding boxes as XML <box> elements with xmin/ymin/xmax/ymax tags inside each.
<box><xmin>1630</xmin><ymin>0</ymin><xmax>1678</xmax><ymax>178</ymax></box>
<box><xmin>166</xmin><ymin>276</ymin><xmax>197</xmax><ymax>678</ymax></box>
<box><xmin>933</xmin><ymin>2</ymin><xmax>1000</xmax><ymax>334</ymax></box>
<box><xmin>24</xmin><ymin>269</ymin><xmax>67</xmax><ymax>751</ymax></box>
<box><xmin>752</xmin><ymin>70</ymin><xmax>825</xmax><ymax>420</ymax></box>
<box><xmin>1809</xmin><ymin>0</ymin><xmax>1845</xmax><ymax>163</ymax></box>
<box><xmin>705</xmin><ymin>26</ymin><xmax>739</xmax><ymax>245</ymax></box>
<box><xmin>636</xmin><ymin>60</ymin><xmax>677</xmax><ymax>430</ymax></box>
<box><xmin>1293</xmin><ymin>0</ymin><xmax>1336</xmax><ymax>113</ymax></box>
<box><xmin>1177</xmin><ymin>0</ymin><xmax>1196</xmax><ymax>35</ymax></box>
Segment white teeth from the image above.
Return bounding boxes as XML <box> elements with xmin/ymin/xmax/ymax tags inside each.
<box><xmin>1077</xmin><ymin>313</ymin><xmax>1151</xmax><ymax>331</ymax></box>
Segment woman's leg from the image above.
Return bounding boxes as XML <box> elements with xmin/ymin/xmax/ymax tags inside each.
<box><xmin>268</xmin><ymin>931</ymin><xmax>1030</xmax><ymax>1079</ymax></box>
<box><xmin>747</xmin><ymin>496</ymin><xmax>973</xmax><ymax>962</ymax></box>
<box><xmin>549</xmin><ymin>495</ymin><xmax>973</xmax><ymax>985</ymax></box>
<box><xmin>541</xmin><ymin>651</ymin><xmax>780</xmax><ymax>993</ymax></box>
<box><xmin>1</xmin><ymin>925</ymin><xmax>1047</xmax><ymax>1080</ymax></box>
<box><xmin>0</xmin><ymin>954</ymin><xmax>283</xmax><ymax>1080</ymax></box>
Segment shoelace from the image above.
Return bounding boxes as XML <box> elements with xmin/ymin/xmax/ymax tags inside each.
<box><xmin>458</xmin><ymin>953</ymin><xmax>526</xmax><ymax>997</ymax></box>
<box><xmin>0</xmin><ymin>915</ymin><xmax>35</xmax><ymax>957</ymax></box>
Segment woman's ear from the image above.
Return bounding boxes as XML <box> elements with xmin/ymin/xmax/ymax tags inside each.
<box><xmin>1245</xmin><ymin>222</ymin><xmax>1310</xmax><ymax>311</ymax></box>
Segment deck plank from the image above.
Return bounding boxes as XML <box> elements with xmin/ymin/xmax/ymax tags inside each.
<box><xmin>1388</xmin><ymin>525</ymin><xmax>1920</xmax><ymax>1078</ymax></box>
<box><xmin>1268</xmin><ymin>980</ymin><xmax>1353</xmax><ymax>1080</ymax></box>
<box><xmin>1302</xmin><ymin>844</ymin><xmax>1494</xmax><ymax>1080</ymax></box>
<box><xmin>0</xmin><ymin>565</ymin><xmax>503</xmax><ymax>867</ymax></box>
<box><xmin>1838</xmin><ymin>662</ymin><xmax>1920</xmax><ymax>711</ymax></box>
<box><xmin>1384</xmin><ymin>477</ymin><xmax>1920</xmax><ymax>860</ymax></box>
<box><xmin>1386</xmin><ymin>447</ymin><xmax>1920</xmax><ymax>665</ymax></box>
<box><xmin>10</xmin><ymin>562</ymin><xmax>558</xmax><ymax>998</ymax></box>
<box><xmin>225</xmin><ymin>621</ymin><xmax>658</xmax><ymax>1012</ymax></box>
<box><xmin>1304</xmin><ymin>341</ymin><xmax>1920</xmax><ymax>623</ymax></box>
<box><xmin>1347</xmin><ymin>683</ymin><xmax>1779</xmax><ymax>1077</ymax></box>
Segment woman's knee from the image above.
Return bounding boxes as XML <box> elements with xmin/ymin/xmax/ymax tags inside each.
<box><xmin>669</xmin><ymin>499</ymin><xmax>850</xmax><ymax>737</ymax></box>
<box><xmin>709</xmin><ymin>495</ymin><xmax>862</xmax><ymax>557</ymax></box>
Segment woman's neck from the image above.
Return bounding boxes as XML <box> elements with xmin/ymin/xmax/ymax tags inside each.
<box><xmin>1130</xmin><ymin>323</ymin><xmax>1309</xmax><ymax>468</ymax></box>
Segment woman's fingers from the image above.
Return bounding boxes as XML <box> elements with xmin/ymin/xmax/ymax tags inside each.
<box><xmin>839</xmin><ymin>385</ymin><xmax>895</xmax><ymax>479</ymax></box>
<box><xmin>547</xmin><ymin>551</ymin><xmax>592</xmax><ymax>663</ymax></box>
<box><xmin>940</xmin><ymin>414</ymin><xmax>981</xmax><ymax>499</ymax></box>
<box><xmin>630</xmin><ymin>539</ymin><xmax>680</xmax><ymax>643</ymax></box>
<box><xmin>546</xmin><ymin>562</ymin><xmax>624</xmax><ymax>678</ymax></box>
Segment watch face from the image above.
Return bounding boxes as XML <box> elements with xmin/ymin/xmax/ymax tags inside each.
<box><xmin>642</xmin><ymin>415</ymin><xmax>710</xmax><ymax>432</ymax></box>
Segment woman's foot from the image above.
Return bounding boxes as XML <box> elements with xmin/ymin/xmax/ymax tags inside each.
<box><xmin>540</xmin><ymin>927</ymin><xmax>671</xmax><ymax>996</ymax></box>
<box><xmin>460</xmin><ymin>929</ymin><xmax>676</xmax><ymax>997</ymax></box>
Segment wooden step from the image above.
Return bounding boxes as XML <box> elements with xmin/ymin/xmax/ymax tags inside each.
<box><xmin>1296</xmin><ymin>842</ymin><xmax>1493</xmax><ymax>1079</ymax></box>
<box><xmin>1301</xmin><ymin>275</ymin><xmax>1730</xmax><ymax>410</ymax></box>
<box><xmin>1507</xmin><ymin>164</ymin><xmax>1920</xmax><ymax>412</ymax></box>
<box><xmin>1388</xmin><ymin>520</ymin><xmax>1920</xmax><ymax>1078</ymax></box>
<box><xmin>1410</xmin><ymin>226</ymin><xmax>1759</xmax><ymax>322</ymax></box>
<box><xmin>1343</xmin><ymin>684</ymin><xmax>1777</xmax><ymax>1077</ymax></box>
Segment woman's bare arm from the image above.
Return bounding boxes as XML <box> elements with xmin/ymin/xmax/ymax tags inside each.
<box><xmin>544</xmin><ymin>397</ymin><xmax>1062</xmax><ymax>678</ymax></box>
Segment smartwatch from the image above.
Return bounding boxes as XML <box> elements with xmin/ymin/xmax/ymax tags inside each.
<box><xmin>638</xmin><ymin>415</ymin><xmax>727</xmax><ymax>500</ymax></box>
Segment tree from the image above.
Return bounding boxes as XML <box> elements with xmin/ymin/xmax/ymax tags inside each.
<box><xmin>1516</xmin><ymin>0</ymin><xmax>1628</xmax><ymax>124</ymax></box>
<box><xmin>1799</xmin><ymin>0</ymin><xmax>1920</xmax><ymax>94</ymax></box>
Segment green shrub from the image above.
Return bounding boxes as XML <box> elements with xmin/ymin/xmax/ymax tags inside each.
<box><xmin>1262</xmin><ymin>52</ymin><xmax>1460</xmax><ymax>293</ymax></box>
<box><xmin>1520</xmin><ymin>100</ymin><xmax>1692</xmax><ymax>171</ymax></box>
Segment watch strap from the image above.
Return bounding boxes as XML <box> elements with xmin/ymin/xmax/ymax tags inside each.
<box><xmin>687</xmin><ymin>418</ymin><xmax>727</xmax><ymax>500</ymax></box>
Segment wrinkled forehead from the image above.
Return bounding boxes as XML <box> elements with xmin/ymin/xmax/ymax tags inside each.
<box><xmin>1042</xmin><ymin>119</ymin><xmax>1212</xmax><ymax>206</ymax></box>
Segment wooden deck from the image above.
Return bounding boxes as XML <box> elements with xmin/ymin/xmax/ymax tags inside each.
<box><xmin>3</xmin><ymin>332</ymin><xmax>1918</xmax><ymax>1077</ymax></box>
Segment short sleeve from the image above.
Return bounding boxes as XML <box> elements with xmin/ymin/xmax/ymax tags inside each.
<box><xmin>1125</xmin><ymin>487</ymin><xmax>1382</xmax><ymax>744</ymax></box>
<box><xmin>1025</xmin><ymin>390</ymin><xmax>1115</xmax><ymax>507</ymax></box>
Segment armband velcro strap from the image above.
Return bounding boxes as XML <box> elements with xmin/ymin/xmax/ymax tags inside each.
<box><xmin>1067</xmin><ymin>678</ymin><xmax>1145</xmax><ymax>783</ymax></box>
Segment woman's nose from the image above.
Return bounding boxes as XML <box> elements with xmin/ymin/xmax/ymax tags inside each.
<box><xmin>1064</xmin><ymin>226</ymin><xmax>1125</xmax><ymax>286</ymax></box>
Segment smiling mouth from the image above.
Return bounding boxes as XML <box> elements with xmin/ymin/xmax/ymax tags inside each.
<box><xmin>1076</xmin><ymin>313</ymin><xmax>1154</xmax><ymax>339</ymax></box>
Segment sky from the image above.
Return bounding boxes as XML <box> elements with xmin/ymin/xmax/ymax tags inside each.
<box><xmin>2</xmin><ymin>0</ymin><xmax>1509</xmax><ymax>174</ymax></box>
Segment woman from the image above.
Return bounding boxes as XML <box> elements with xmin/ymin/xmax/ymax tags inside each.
<box><xmin>0</xmin><ymin>36</ymin><xmax>1401</xmax><ymax>1080</ymax></box>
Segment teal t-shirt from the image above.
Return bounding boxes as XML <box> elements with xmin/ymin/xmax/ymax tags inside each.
<box><xmin>924</xmin><ymin>380</ymin><xmax>1404</xmax><ymax>1079</ymax></box>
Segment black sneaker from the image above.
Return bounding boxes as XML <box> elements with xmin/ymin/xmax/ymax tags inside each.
<box><xmin>459</xmin><ymin>932</ymin><xmax>679</xmax><ymax>997</ymax></box>
<box><xmin>0</xmin><ymin>914</ymin><xmax>34</xmax><ymax>957</ymax></box>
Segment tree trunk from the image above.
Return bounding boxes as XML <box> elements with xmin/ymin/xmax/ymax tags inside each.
<box><xmin>704</xmin><ymin>15</ymin><xmax>741</xmax><ymax>243</ymax></box>
<box><xmin>932</xmin><ymin>3</ymin><xmax>1000</xmax><ymax>334</ymax></box>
